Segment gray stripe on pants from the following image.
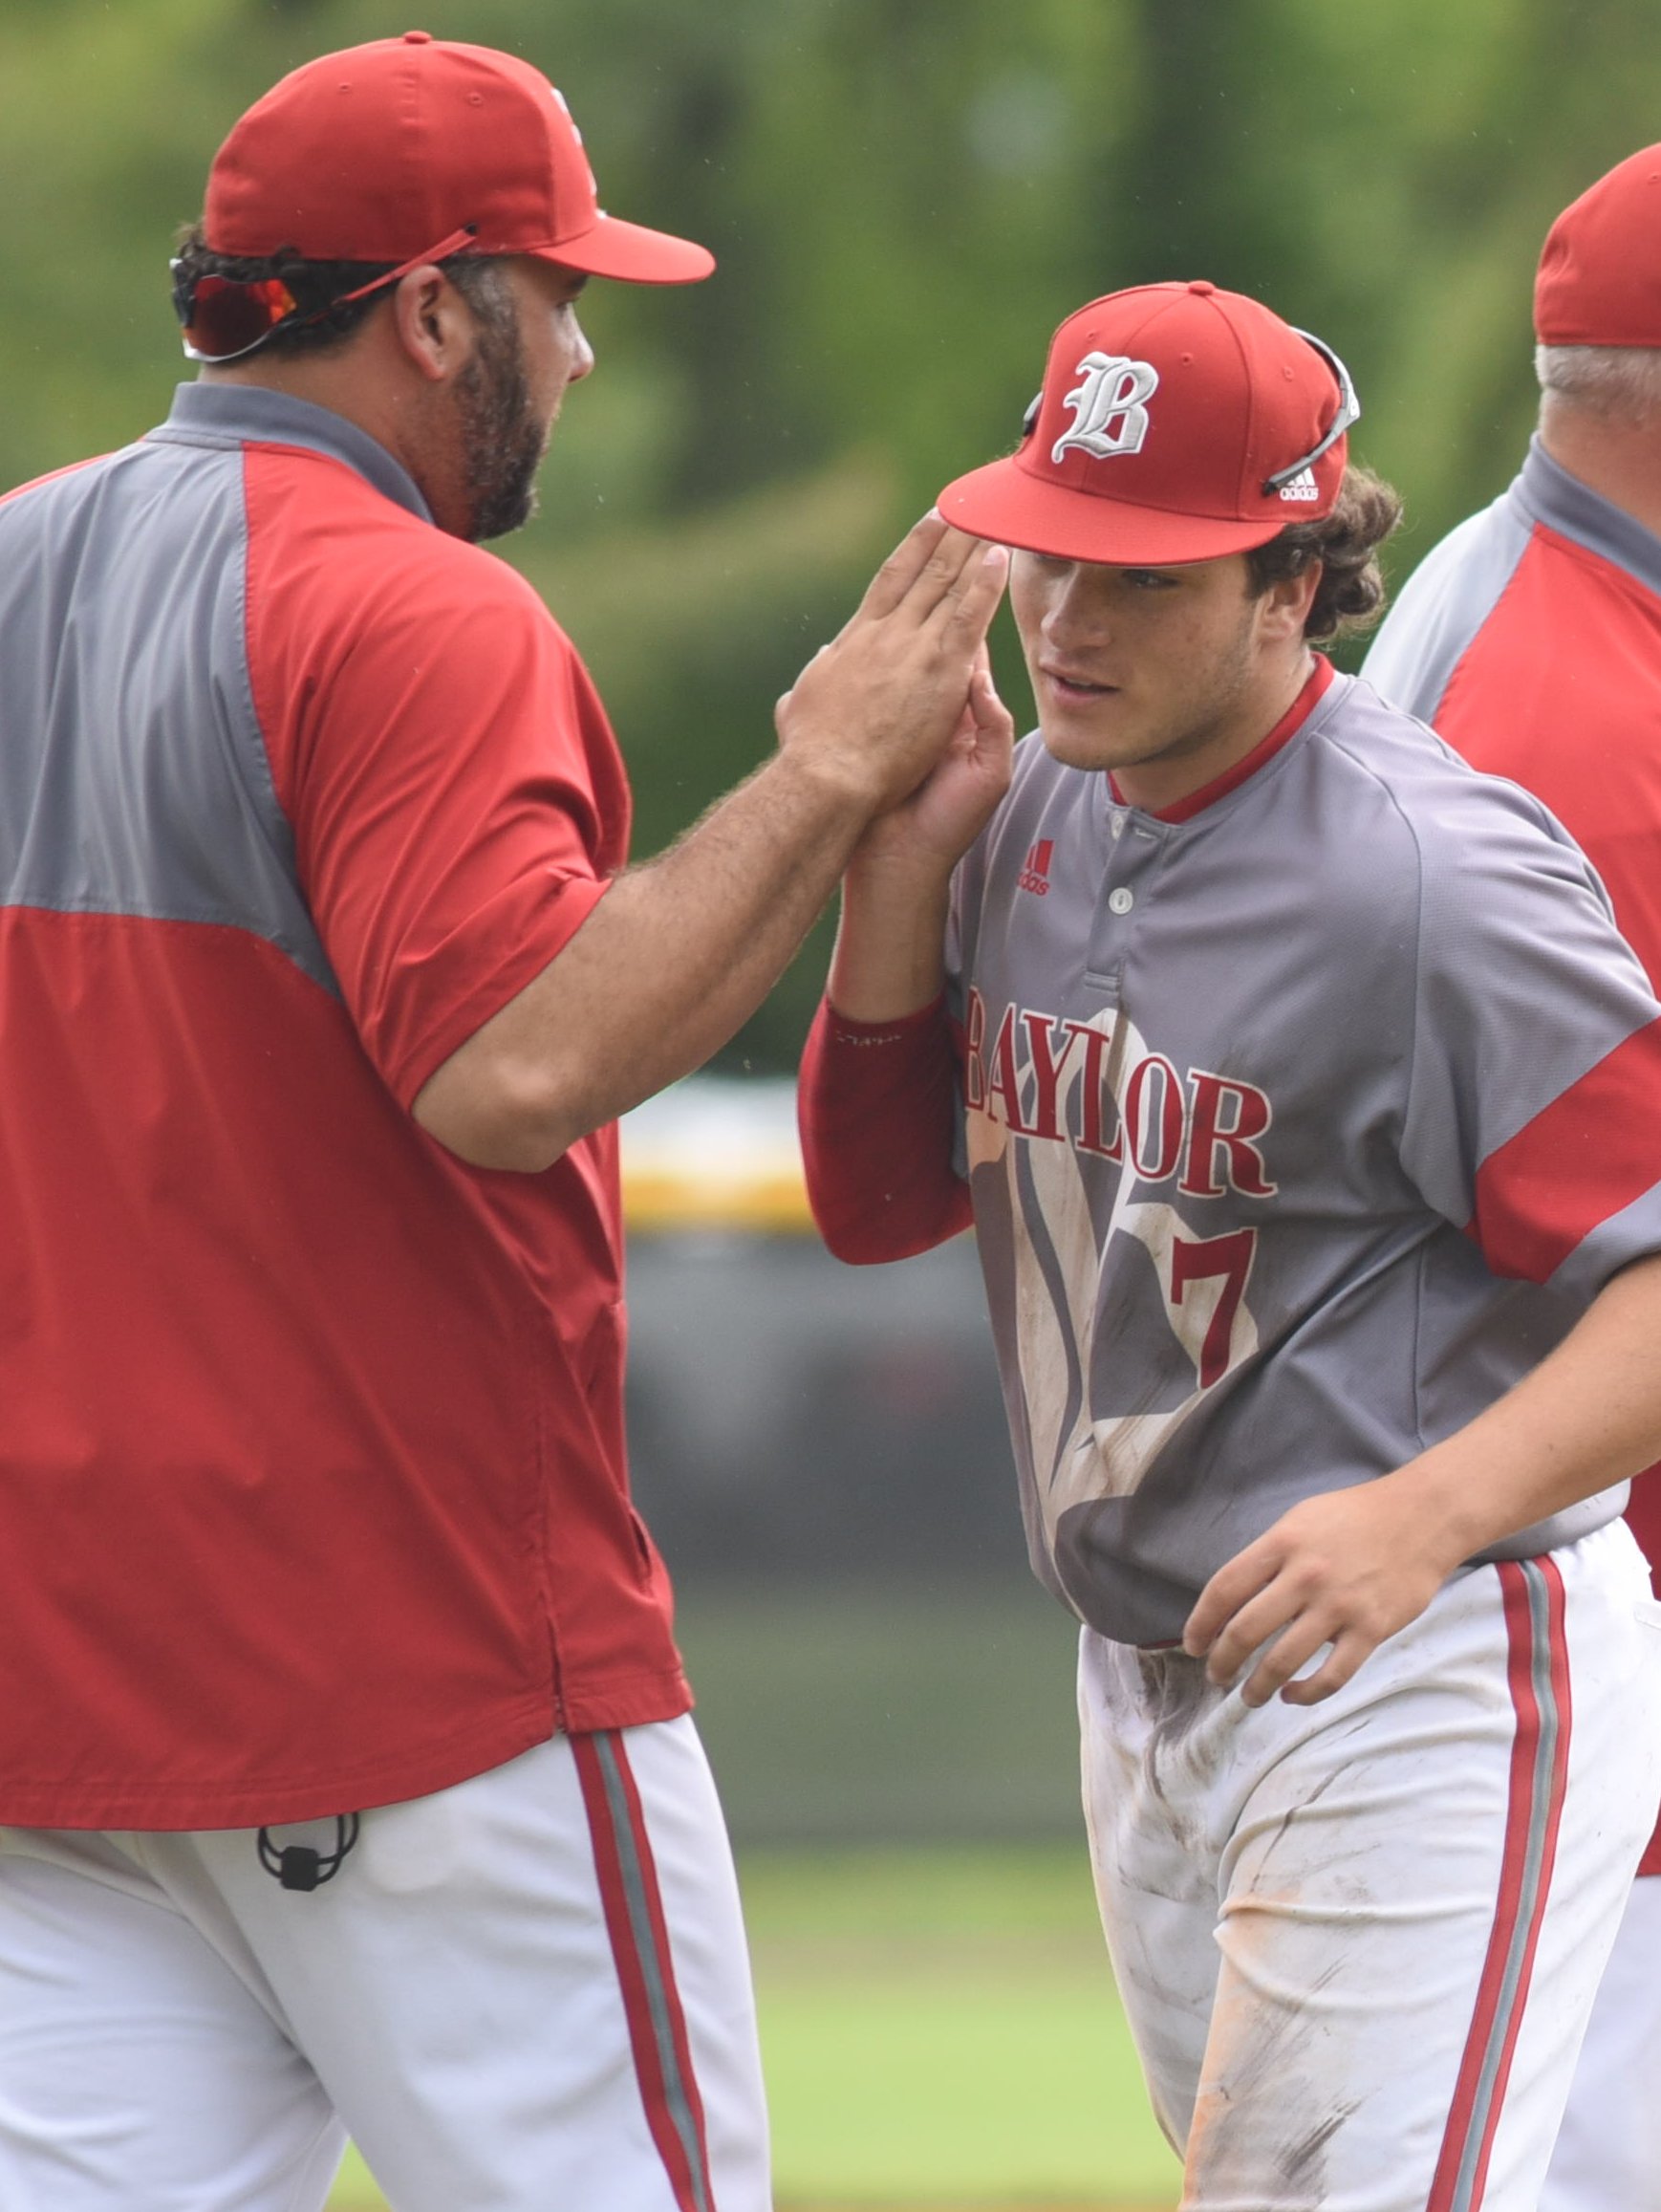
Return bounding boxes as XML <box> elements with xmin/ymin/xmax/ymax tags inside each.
<box><xmin>594</xmin><ymin>1730</ymin><xmax>713</xmax><ymax>2212</ymax></box>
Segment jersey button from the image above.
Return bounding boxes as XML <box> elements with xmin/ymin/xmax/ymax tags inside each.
<box><xmin>1108</xmin><ymin>886</ymin><xmax>1134</xmax><ymax>915</ymax></box>
<box><xmin>1110</xmin><ymin>811</ymin><xmax>1127</xmax><ymax>839</ymax></box>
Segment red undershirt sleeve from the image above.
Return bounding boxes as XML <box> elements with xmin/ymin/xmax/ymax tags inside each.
<box><xmin>797</xmin><ymin>993</ymin><xmax>973</xmax><ymax>1263</ymax></box>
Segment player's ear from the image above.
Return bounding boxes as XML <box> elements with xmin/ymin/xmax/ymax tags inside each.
<box><xmin>1257</xmin><ymin>560</ymin><xmax>1322</xmax><ymax>643</ymax></box>
<box><xmin>389</xmin><ymin>265</ymin><xmax>476</xmax><ymax>385</ymax></box>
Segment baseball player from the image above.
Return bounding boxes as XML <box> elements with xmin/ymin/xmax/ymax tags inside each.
<box><xmin>798</xmin><ymin>280</ymin><xmax>1661</xmax><ymax>2211</ymax></box>
<box><xmin>0</xmin><ymin>33</ymin><xmax>1006</xmax><ymax>2212</ymax></box>
<box><xmin>1364</xmin><ymin>144</ymin><xmax>1661</xmax><ymax>2212</ymax></box>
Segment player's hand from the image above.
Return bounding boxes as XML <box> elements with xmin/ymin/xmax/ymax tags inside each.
<box><xmin>849</xmin><ymin>646</ymin><xmax>1015</xmax><ymax>878</ymax></box>
<box><xmin>775</xmin><ymin>515</ymin><xmax>1009</xmax><ymax>817</ymax></box>
<box><xmin>1180</xmin><ymin>1477</ymin><xmax>1466</xmax><ymax>1708</ymax></box>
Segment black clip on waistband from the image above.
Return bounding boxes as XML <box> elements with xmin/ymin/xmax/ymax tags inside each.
<box><xmin>256</xmin><ymin>1812</ymin><xmax>361</xmax><ymax>1893</ymax></box>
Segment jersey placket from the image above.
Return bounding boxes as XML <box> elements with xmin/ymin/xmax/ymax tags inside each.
<box><xmin>1085</xmin><ymin>797</ymin><xmax>1171</xmax><ymax>1000</ymax></box>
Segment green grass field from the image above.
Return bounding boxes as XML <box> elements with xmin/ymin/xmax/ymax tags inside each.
<box><xmin>324</xmin><ymin>1842</ymin><xmax>1181</xmax><ymax>2210</ymax></box>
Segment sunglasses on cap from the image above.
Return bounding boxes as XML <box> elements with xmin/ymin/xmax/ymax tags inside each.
<box><xmin>170</xmin><ymin>226</ymin><xmax>476</xmax><ymax>363</ymax></box>
<box><xmin>1018</xmin><ymin>324</ymin><xmax>1361</xmax><ymax>496</ymax></box>
<box><xmin>1261</xmin><ymin>329</ymin><xmax>1359</xmax><ymax>494</ymax></box>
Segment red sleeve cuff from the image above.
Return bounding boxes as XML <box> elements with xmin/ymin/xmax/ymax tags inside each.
<box><xmin>818</xmin><ymin>992</ymin><xmax>955</xmax><ymax>1047</ymax></box>
<box><xmin>798</xmin><ymin>993</ymin><xmax>972</xmax><ymax>1263</ymax></box>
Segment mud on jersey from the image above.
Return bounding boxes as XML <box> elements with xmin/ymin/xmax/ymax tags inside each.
<box><xmin>947</xmin><ymin>668</ymin><xmax>1661</xmax><ymax>1645</ymax></box>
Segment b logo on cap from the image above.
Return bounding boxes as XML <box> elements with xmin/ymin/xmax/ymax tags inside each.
<box><xmin>1052</xmin><ymin>353</ymin><xmax>1159</xmax><ymax>464</ymax></box>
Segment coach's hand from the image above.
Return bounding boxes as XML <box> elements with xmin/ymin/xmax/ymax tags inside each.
<box><xmin>1181</xmin><ymin>1476</ymin><xmax>1465</xmax><ymax>1708</ymax></box>
<box><xmin>776</xmin><ymin>515</ymin><xmax>1008</xmax><ymax>817</ymax></box>
<box><xmin>850</xmin><ymin>643</ymin><xmax>1015</xmax><ymax>877</ymax></box>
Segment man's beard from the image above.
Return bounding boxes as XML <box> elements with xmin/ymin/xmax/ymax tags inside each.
<box><xmin>456</xmin><ymin>299</ymin><xmax>547</xmax><ymax>542</ymax></box>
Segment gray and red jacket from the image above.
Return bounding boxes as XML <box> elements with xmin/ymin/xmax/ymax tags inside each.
<box><xmin>1366</xmin><ymin>435</ymin><xmax>1661</xmax><ymax>1867</ymax></box>
<box><xmin>801</xmin><ymin>661</ymin><xmax>1661</xmax><ymax>1645</ymax></box>
<box><xmin>0</xmin><ymin>382</ymin><xmax>686</xmax><ymax>1829</ymax></box>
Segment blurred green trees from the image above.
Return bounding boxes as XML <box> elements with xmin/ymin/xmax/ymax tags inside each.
<box><xmin>5</xmin><ymin>0</ymin><xmax>1659</xmax><ymax>1064</ymax></box>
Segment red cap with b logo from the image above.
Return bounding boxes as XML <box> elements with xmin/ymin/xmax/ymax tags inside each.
<box><xmin>204</xmin><ymin>31</ymin><xmax>713</xmax><ymax>285</ymax></box>
<box><xmin>938</xmin><ymin>282</ymin><xmax>1356</xmax><ymax>565</ymax></box>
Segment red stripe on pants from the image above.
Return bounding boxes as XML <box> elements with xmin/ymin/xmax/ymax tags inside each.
<box><xmin>1427</xmin><ymin>1558</ymin><xmax>1571</xmax><ymax>2212</ymax></box>
<box><xmin>573</xmin><ymin>1730</ymin><xmax>715</xmax><ymax>2212</ymax></box>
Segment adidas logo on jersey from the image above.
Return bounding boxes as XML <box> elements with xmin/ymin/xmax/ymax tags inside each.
<box><xmin>1277</xmin><ymin>467</ymin><xmax>1320</xmax><ymax>503</ymax></box>
<box><xmin>1018</xmin><ymin>839</ymin><xmax>1054</xmax><ymax>896</ymax></box>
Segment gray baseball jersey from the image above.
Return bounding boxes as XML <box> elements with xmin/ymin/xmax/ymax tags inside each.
<box><xmin>945</xmin><ymin>665</ymin><xmax>1661</xmax><ymax>1644</ymax></box>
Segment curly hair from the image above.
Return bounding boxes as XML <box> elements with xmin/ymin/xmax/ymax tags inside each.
<box><xmin>1244</xmin><ymin>464</ymin><xmax>1403</xmax><ymax>643</ymax></box>
<box><xmin>170</xmin><ymin>225</ymin><xmax>510</xmax><ymax>358</ymax></box>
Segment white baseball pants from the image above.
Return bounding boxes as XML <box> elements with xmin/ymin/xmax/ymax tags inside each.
<box><xmin>1540</xmin><ymin>1872</ymin><xmax>1661</xmax><ymax>2212</ymax></box>
<box><xmin>1079</xmin><ymin>1518</ymin><xmax>1661</xmax><ymax>2212</ymax></box>
<box><xmin>0</xmin><ymin>1716</ymin><xmax>770</xmax><ymax>2212</ymax></box>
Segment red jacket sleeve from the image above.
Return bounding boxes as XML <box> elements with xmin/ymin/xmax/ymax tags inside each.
<box><xmin>245</xmin><ymin>458</ymin><xmax>631</xmax><ymax>1108</ymax></box>
<box><xmin>797</xmin><ymin>994</ymin><xmax>972</xmax><ymax>1263</ymax></box>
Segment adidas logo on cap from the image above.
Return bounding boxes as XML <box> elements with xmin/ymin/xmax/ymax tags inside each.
<box><xmin>1278</xmin><ymin>467</ymin><xmax>1320</xmax><ymax>503</ymax></box>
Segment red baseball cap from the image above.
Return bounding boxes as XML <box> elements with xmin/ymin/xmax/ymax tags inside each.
<box><xmin>1535</xmin><ymin>146</ymin><xmax>1661</xmax><ymax>344</ymax></box>
<box><xmin>938</xmin><ymin>282</ymin><xmax>1357</xmax><ymax>566</ymax></box>
<box><xmin>204</xmin><ymin>31</ymin><xmax>713</xmax><ymax>285</ymax></box>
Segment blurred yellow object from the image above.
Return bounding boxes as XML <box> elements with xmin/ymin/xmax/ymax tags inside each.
<box><xmin>622</xmin><ymin>1160</ymin><xmax>813</xmax><ymax>1234</ymax></box>
<box><xmin>619</xmin><ymin>1074</ymin><xmax>813</xmax><ymax>1236</ymax></box>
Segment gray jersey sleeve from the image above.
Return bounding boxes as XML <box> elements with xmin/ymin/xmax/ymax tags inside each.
<box><xmin>1401</xmin><ymin>775</ymin><xmax>1661</xmax><ymax>1303</ymax></box>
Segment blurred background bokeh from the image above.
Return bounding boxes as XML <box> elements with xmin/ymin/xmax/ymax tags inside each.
<box><xmin>6</xmin><ymin>0</ymin><xmax>1656</xmax><ymax>1056</ymax></box>
<box><xmin>8</xmin><ymin>2</ymin><xmax>1658</xmax><ymax>2200</ymax></box>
